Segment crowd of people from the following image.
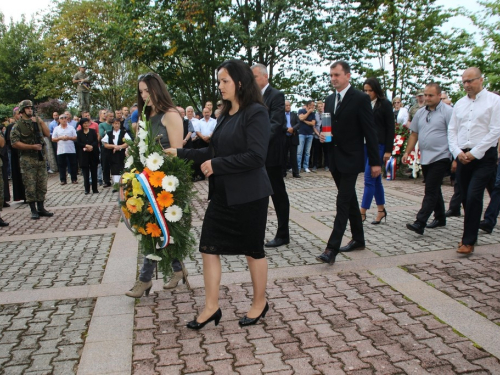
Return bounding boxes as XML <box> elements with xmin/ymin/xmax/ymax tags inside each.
<box><xmin>1</xmin><ymin>60</ymin><xmax>499</xmax><ymax>331</ymax></box>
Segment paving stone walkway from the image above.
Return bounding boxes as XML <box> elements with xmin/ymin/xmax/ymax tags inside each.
<box><xmin>1</xmin><ymin>171</ymin><xmax>500</xmax><ymax>374</ymax></box>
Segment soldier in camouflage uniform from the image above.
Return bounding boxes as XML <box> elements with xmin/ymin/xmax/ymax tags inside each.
<box><xmin>408</xmin><ymin>90</ymin><xmax>426</xmax><ymax>124</ymax></box>
<box><xmin>10</xmin><ymin>100</ymin><xmax>54</xmax><ymax>220</ymax></box>
<box><xmin>0</xmin><ymin>131</ymin><xmax>8</xmax><ymax>226</ymax></box>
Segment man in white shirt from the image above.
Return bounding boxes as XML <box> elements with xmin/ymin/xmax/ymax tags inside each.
<box><xmin>195</xmin><ymin>108</ymin><xmax>216</xmax><ymax>147</ymax></box>
<box><xmin>52</xmin><ymin>114</ymin><xmax>78</xmax><ymax>185</ymax></box>
<box><xmin>186</xmin><ymin>106</ymin><xmax>199</xmax><ymax>141</ymax></box>
<box><xmin>448</xmin><ymin>67</ymin><xmax>500</xmax><ymax>254</ymax></box>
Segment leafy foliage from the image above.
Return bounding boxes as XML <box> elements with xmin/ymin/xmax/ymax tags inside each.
<box><xmin>36</xmin><ymin>99</ymin><xmax>68</xmax><ymax>119</ymax></box>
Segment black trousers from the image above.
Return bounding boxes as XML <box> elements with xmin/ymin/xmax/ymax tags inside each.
<box><xmin>1</xmin><ymin>155</ymin><xmax>9</xmax><ymax>202</ymax></box>
<box><xmin>457</xmin><ymin>146</ymin><xmax>498</xmax><ymax>245</ymax></box>
<box><xmin>266</xmin><ymin>165</ymin><xmax>290</xmax><ymax>239</ymax></box>
<box><xmin>284</xmin><ymin>136</ymin><xmax>298</xmax><ymax>175</ymax></box>
<box><xmin>82</xmin><ymin>164</ymin><xmax>98</xmax><ymax>193</ymax></box>
<box><xmin>100</xmin><ymin>146</ymin><xmax>111</xmax><ymax>185</ymax></box>
<box><xmin>311</xmin><ymin>138</ymin><xmax>322</xmax><ymax>168</ymax></box>
<box><xmin>328</xmin><ymin>169</ymin><xmax>363</xmax><ymax>250</ymax></box>
<box><xmin>416</xmin><ymin>158</ymin><xmax>450</xmax><ymax>225</ymax></box>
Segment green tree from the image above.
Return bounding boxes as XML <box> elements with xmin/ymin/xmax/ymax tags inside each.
<box><xmin>0</xmin><ymin>14</ymin><xmax>46</xmax><ymax>104</ymax></box>
<box><xmin>36</xmin><ymin>0</ymin><xmax>140</xmax><ymax>111</ymax></box>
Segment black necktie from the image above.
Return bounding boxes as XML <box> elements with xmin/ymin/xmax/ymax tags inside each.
<box><xmin>335</xmin><ymin>93</ymin><xmax>342</xmax><ymax>114</ymax></box>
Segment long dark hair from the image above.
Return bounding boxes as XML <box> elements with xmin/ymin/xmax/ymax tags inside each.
<box><xmin>217</xmin><ymin>59</ymin><xmax>264</xmax><ymax>116</ymax></box>
<box><xmin>363</xmin><ymin>77</ymin><xmax>385</xmax><ymax>109</ymax></box>
<box><xmin>137</xmin><ymin>72</ymin><xmax>178</xmax><ymax>120</ymax></box>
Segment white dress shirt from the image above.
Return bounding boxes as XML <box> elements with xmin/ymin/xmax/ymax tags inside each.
<box><xmin>396</xmin><ymin>107</ymin><xmax>409</xmax><ymax>126</ymax></box>
<box><xmin>102</xmin><ymin>130</ymin><xmax>131</xmax><ymax>145</ymax></box>
<box><xmin>198</xmin><ymin>118</ymin><xmax>216</xmax><ymax>136</ymax></box>
<box><xmin>448</xmin><ymin>89</ymin><xmax>500</xmax><ymax>159</ymax></box>
<box><xmin>334</xmin><ymin>84</ymin><xmax>351</xmax><ymax>112</ymax></box>
<box><xmin>261</xmin><ymin>83</ymin><xmax>269</xmax><ymax>96</ymax></box>
<box><xmin>52</xmin><ymin>125</ymin><xmax>77</xmax><ymax>155</ymax></box>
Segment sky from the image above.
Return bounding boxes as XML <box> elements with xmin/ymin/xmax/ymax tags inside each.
<box><xmin>0</xmin><ymin>0</ymin><xmax>483</xmax><ymax>26</ymax></box>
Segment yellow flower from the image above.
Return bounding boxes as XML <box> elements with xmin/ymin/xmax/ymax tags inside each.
<box><xmin>121</xmin><ymin>172</ymin><xmax>135</xmax><ymax>183</ymax></box>
<box><xmin>121</xmin><ymin>206</ymin><xmax>131</xmax><ymax>219</ymax></box>
<box><xmin>132</xmin><ymin>178</ymin><xmax>144</xmax><ymax>197</ymax></box>
<box><xmin>126</xmin><ymin>197</ymin><xmax>144</xmax><ymax>213</ymax></box>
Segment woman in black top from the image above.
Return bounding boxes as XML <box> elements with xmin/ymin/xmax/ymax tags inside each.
<box><xmin>168</xmin><ymin>60</ymin><xmax>273</xmax><ymax>329</ymax></box>
<box><xmin>360</xmin><ymin>78</ymin><xmax>395</xmax><ymax>224</ymax></box>
<box><xmin>76</xmin><ymin>118</ymin><xmax>99</xmax><ymax>194</ymax></box>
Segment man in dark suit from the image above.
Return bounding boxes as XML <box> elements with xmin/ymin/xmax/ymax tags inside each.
<box><xmin>284</xmin><ymin>100</ymin><xmax>301</xmax><ymax>178</ymax></box>
<box><xmin>316</xmin><ymin>61</ymin><xmax>381</xmax><ymax>265</ymax></box>
<box><xmin>252</xmin><ymin>63</ymin><xmax>291</xmax><ymax>247</ymax></box>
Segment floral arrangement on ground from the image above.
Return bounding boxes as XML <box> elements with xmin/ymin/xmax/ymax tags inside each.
<box><xmin>119</xmin><ymin>106</ymin><xmax>195</xmax><ymax>278</ymax></box>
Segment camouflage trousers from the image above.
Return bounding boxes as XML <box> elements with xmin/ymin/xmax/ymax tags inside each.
<box><xmin>0</xmin><ymin>166</ymin><xmax>3</xmax><ymax>212</ymax></box>
<box><xmin>20</xmin><ymin>158</ymin><xmax>48</xmax><ymax>203</ymax></box>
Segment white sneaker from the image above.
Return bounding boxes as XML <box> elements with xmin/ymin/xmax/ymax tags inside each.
<box><xmin>305</xmin><ymin>168</ymin><xmax>311</xmax><ymax>173</ymax></box>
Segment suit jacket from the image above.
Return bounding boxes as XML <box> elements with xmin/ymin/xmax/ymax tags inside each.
<box><xmin>373</xmin><ymin>98</ymin><xmax>395</xmax><ymax>152</ymax></box>
<box><xmin>178</xmin><ymin>103</ymin><xmax>273</xmax><ymax>206</ymax></box>
<box><xmin>76</xmin><ymin>128</ymin><xmax>99</xmax><ymax>167</ymax></box>
<box><xmin>263</xmin><ymin>85</ymin><xmax>287</xmax><ymax>167</ymax></box>
<box><xmin>288</xmin><ymin>111</ymin><xmax>300</xmax><ymax>146</ymax></box>
<box><xmin>325</xmin><ymin>86</ymin><xmax>380</xmax><ymax>174</ymax></box>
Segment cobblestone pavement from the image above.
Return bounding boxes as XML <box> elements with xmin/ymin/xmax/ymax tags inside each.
<box><xmin>2</xmin><ymin>172</ymin><xmax>500</xmax><ymax>374</ymax></box>
<box><xmin>132</xmin><ymin>271</ymin><xmax>500</xmax><ymax>374</ymax></box>
<box><xmin>404</xmin><ymin>254</ymin><xmax>500</xmax><ymax>324</ymax></box>
<box><xmin>0</xmin><ymin>235</ymin><xmax>113</xmax><ymax>292</ymax></box>
<box><xmin>0</xmin><ymin>298</ymin><xmax>95</xmax><ymax>375</ymax></box>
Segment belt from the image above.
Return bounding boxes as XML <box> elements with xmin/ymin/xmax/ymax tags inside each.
<box><xmin>462</xmin><ymin>148</ymin><xmax>472</xmax><ymax>153</ymax></box>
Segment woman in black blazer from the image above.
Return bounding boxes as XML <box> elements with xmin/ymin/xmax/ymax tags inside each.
<box><xmin>76</xmin><ymin>118</ymin><xmax>99</xmax><ymax>194</ymax></box>
<box><xmin>168</xmin><ymin>59</ymin><xmax>273</xmax><ymax>330</ymax></box>
<box><xmin>360</xmin><ymin>77</ymin><xmax>395</xmax><ymax>224</ymax></box>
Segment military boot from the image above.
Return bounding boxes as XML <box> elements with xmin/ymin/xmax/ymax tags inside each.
<box><xmin>37</xmin><ymin>202</ymin><xmax>54</xmax><ymax>217</ymax></box>
<box><xmin>29</xmin><ymin>202</ymin><xmax>40</xmax><ymax>220</ymax></box>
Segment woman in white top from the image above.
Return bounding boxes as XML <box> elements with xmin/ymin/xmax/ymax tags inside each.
<box><xmin>392</xmin><ymin>97</ymin><xmax>409</xmax><ymax>127</ymax></box>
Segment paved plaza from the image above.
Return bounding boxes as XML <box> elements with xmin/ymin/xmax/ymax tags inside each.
<box><xmin>1</xmin><ymin>171</ymin><xmax>500</xmax><ymax>374</ymax></box>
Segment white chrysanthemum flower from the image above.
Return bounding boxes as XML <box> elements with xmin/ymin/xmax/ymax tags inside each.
<box><xmin>162</xmin><ymin>175</ymin><xmax>179</xmax><ymax>192</ymax></box>
<box><xmin>165</xmin><ymin>205</ymin><xmax>183</xmax><ymax>222</ymax></box>
<box><xmin>146</xmin><ymin>254</ymin><xmax>162</xmax><ymax>262</ymax></box>
<box><xmin>125</xmin><ymin>156</ymin><xmax>134</xmax><ymax>168</ymax></box>
<box><xmin>146</xmin><ymin>152</ymin><xmax>164</xmax><ymax>171</ymax></box>
<box><xmin>137</xmin><ymin>127</ymin><xmax>148</xmax><ymax>140</ymax></box>
<box><xmin>169</xmin><ymin>236</ymin><xmax>174</xmax><ymax>244</ymax></box>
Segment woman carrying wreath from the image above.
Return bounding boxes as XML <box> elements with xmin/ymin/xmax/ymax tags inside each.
<box><xmin>166</xmin><ymin>59</ymin><xmax>273</xmax><ymax>330</ymax></box>
<box><xmin>125</xmin><ymin>72</ymin><xmax>188</xmax><ymax>298</ymax></box>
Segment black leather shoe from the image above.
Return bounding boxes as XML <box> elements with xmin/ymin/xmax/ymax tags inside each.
<box><xmin>103</xmin><ymin>183</ymin><xmax>112</xmax><ymax>188</ymax></box>
<box><xmin>85</xmin><ymin>191</ymin><xmax>90</xmax><ymax>195</ymax></box>
<box><xmin>426</xmin><ymin>219</ymin><xmax>446</xmax><ymax>229</ymax></box>
<box><xmin>239</xmin><ymin>302</ymin><xmax>269</xmax><ymax>326</ymax></box>
<box><xmin>293</xmin><ymin>174</ymin><xmax>301</xmax><ymax>178</ymax></box>
<box><xmin>3</xmin><ymin>202</ymin><xmax>10</xmax><ymax>208</ymax></box>
<box><xmin>445</xmin><ymin>210</ymin><xmax>461</xmax><ymax>217</ymax></box>
<box><xmin>186</xmin><ymin>308</ymin><xmax>222</xmax><ymax>330</ymax></box>
<box><xmin>479</xmin><ymin>220</ymin><xmax>493</xmax><ymax>234</ymax></box>
<box><xmin>316</xmin><ymin>248</ymin><xmax>339</xmax><ymax>265</ymax></box>
<box><xmin>265</xmin><ymin>238</ymin><xmax>290</xmax><ymax>247</ymax></box>
<box><xmin>0</xmin><ymin>218</ymin><xmax>8</xmax><ymax>227</ymax></box>
<box><xmin>339</xmin><ymin>240</ymin><xmax>365</xmax><ymax>252</ymax></box>
<box><xmin>406</xmin><ymin>222</ymin><xmax>424</xmax><ymax>235</ymax></box>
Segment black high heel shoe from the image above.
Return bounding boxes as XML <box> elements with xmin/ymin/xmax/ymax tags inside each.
<box><xmin>239</xmin><ymin>302</ymin><xmax>269</xmax><ymax>326</ymax></box>
<box><xmin>372</xmin><ymin>208</ymin><xmax>387</xmax><ymax>225</ymax></box>
<box><xmin>186</xmin><ymin>308</ymin><xmax>222</xmax><ymax>330</ymax></box>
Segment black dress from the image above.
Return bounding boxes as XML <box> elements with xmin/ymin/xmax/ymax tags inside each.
<box><xmin>199</xmin><ymin>113</ymin><xmax>269</xmax><ymax>259</ymax></box>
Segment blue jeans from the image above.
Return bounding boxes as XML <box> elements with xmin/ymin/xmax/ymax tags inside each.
<box><xmin>361</xmin><ymin>144</ymin><xmax>386</xmax><ymax>209</ymax></box>
<box><xmin>483</xmin><ymin>162</ymin><xmax>500</xmax><ymax>228</ymax></box>
<box><xmin>297</xmin><ymin>134</ymin><xmax>313</xmax><ymax>170</ymax></box>
<box><xmin>139</xmin><ymin>257</ymin><xmax>182</xmax><ymax>282</ymax></box>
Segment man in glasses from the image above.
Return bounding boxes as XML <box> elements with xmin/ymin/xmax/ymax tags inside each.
<box><xmin>403</xmin><ymin>83</ymin><xmax>453</xmax><ymax>235</ymax></box>
<box><xmin>448</xmin><ymin>67</ymin><xmax>500</xmax><ymax>254</ymax></box>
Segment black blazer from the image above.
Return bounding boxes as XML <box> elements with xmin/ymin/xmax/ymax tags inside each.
<box><xmin>178</xmin><ymin>103</ymin><xmax>273</xmax><ymax>206</ymax></box>
<box><xmin>288</xmin><ymin>111</ymin><xmax>300</xmax><ymax>146</ymax></box>
<box><xmin>325</xmin><ymin>86</ymin><xmax>380</xmax><ymax>174</ymax></box>
<box><xmin>263</xmin><ymin>85</ymin><xmax>287</xmax><ymax>167</ymax></box>
<box><xmin>76</xmin><ymin>128</ymin><xmax>99</xmax><ymax>167</ymax></box>
<box><xmin>373</xmin><ymin>98</ymin><xmax>395</xmax><ymax>152</ymax></box>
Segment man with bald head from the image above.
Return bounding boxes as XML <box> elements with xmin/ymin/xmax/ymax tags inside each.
<box><xmin>448</xmin><ymin>67</ymin><xmax>500</xmax><ymax>254</ymax></box>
